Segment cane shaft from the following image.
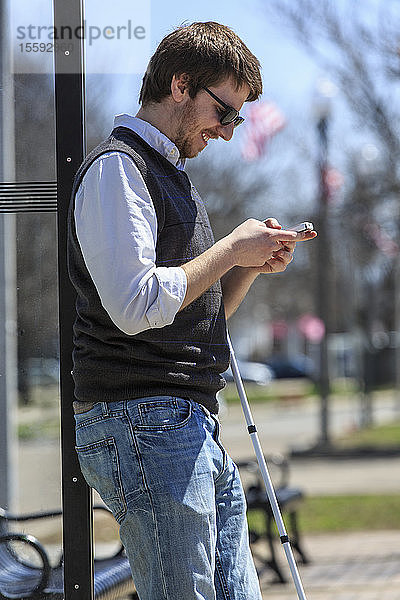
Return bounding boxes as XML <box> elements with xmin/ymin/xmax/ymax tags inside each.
<box><xmin>227</xmin><ymin>333</ymin><xmax>307</xmax><ymax>600</ymax></box>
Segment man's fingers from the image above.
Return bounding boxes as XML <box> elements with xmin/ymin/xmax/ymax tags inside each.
<box><xmin>295</xmin><ymin>229</ymin><xmax>318</xmax><ymax>241</ymax></box>
<box><xmin>272</xmin><ymin>248</ymin><xmax>294</xmax><ymax>263</ymax></box>
<box><xmin>281</xmin><ymin>240</ymin><xmax>296</xmax><ymax>251</ymax></box>
<box><xmin>264</xmin><ymin>217</ymin><xmax>281</xmax><ymax>229</ymax></box>
<box><xmin>273</xmin><ymin>228</ymin><xmax>317</xmax><ymax>242</ymax></box>
<box><xmin>271</xmin><ymin>229</ymin><xmax>299</xmax><ymax>242</ymax></box>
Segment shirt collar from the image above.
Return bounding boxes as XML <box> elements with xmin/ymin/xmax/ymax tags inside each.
<box><xmin>113</xmin><ymin>114</ymin><xmax>186</xmax><ymax>170</ymax></box>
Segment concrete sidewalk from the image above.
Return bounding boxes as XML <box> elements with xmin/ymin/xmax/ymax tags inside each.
<box><xmin>218</xmin><ymin>393</ymin><xmax>400</xmax><ymax>599</ymax></box>
<box><xmin>117</xmin><ymin>531</ymin><xmax>400</xmax><ymax>600</ymax></box>
<box><xmin>257</xmin><ymin>530</ymin><xmax>400</xmax><ymax>600</ymax></box>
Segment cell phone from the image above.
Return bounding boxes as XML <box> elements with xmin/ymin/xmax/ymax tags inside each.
<box><xmin>289</xmin><ymin>222</ymin><xmax>314</xmax><ymax>233</ymax></box>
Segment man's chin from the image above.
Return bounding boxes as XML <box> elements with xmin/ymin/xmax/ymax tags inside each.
<box><xmin>186</xmin><ymin>144</ymin><xmax>206</xmax><ymax>159</ymax></box>
<box><xmin>178</xmin><ymin>138</ymin><xmax>206</xmax><ymax>160</ymax></box>
<box><xmin>181</xmin><ymin>149</ymin><xmax>201</xmax><ymax>160</ymax></box>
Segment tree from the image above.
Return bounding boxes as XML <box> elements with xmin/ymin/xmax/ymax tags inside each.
<box><xmin>265</xmin><ymin>0</ymin><xmax>400</xmax><ymax>396</ymax></box>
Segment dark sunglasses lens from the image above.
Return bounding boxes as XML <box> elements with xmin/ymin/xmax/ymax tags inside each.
<box><xmin>233</xmin><ymin>116</ymin><xmax>245</xmax><ymax>128</ymax></box>
<box><xmin>220</xmin><ymin>109</ymin><xmax>238</xmax><ymax>126</ymax></box>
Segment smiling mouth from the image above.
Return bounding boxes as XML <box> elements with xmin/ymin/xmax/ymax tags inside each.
<box><xmin>202</xmin><ymin>132</ymin><xmax>210</xmax><ymax>143</ymax></box>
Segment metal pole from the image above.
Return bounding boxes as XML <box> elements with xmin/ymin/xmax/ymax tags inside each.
<box><xmin>228</xmin><ymin>333</ymin><xmax>308</xmax><ymax>600</ymax></box>
<box><xmin>315</xmin><ymin>115</ymin><xmax>331</xmax><ymax>447</ymax></box>
<box><xmin>394</xmin><ymin>252</ymin><xmax>400</xmax><ymax>413</ymax></box>
<box><xmin>53</xmin><ymin>1</ymin><xmax>94</xmax><ymax>598</ymax></box>
<box><xmin>0</xmin><ymin>0</ymin><xmax>18</xmax><ymax>510</ymax></box>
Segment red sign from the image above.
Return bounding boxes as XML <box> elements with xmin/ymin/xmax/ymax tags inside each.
<box><xmin>297</xmin><ymin>314</ymin><xmax>325</xmax><ymax>343</ymax></box>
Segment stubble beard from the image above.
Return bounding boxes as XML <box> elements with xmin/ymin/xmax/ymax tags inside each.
<box><xmin>173</xmin><ymin>100</ymin><xmax>201</xmax><ymax>160</ymax></box>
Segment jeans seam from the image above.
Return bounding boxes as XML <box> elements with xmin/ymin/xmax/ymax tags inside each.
<box><xmin>75</xmin><ymin>435</ymin><xmax>127</xmax><ymax>522</ymax></box>
<box><xmin>124</xmin><ymin>403</ymin><xmax>169</xmax><ymax>599</ymax></box>
<box><xmin>112</xmin><ymin>436</ymin><xmax>128</xmax><ymax>521</ymax></box>
<box><xmin>215</xmin><ymin>547</ymin><xmax>232</xmax><ymax>600</ymax></box>
<box><xmin>211</xmin><ymin>416</ymin><xmax>227</xmax><ymax>482</ymax></box>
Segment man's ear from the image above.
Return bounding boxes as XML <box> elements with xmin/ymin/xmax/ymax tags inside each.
<box><xmin>171</xmin><ymin>73</ymin><xmax>190</xmax><ymax>103</ymax></box>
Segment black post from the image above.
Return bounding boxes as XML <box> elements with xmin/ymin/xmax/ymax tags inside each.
<box><xmin>316</xmin><ymin>115</ymin><xmax>331</xmax><ymax>447</ymax></box>
<box><xmin>0</xmin><ymin>0</ymin><xmax>17</xmax><ymax>511</ymax></box>
<box><xmin>53</xmin><ymin>1</ymin><xmax>94</xmax><ymax>598</ymax></box>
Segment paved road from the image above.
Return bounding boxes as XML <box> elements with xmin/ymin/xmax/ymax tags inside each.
<box><xmin>14</xmin><ymin>390</ymin><xmax>400</xmax><ymax>509</ymax></box>
<box><xmin>15</xmin><ymin>390</ymin><xmax>400</xmax><ymax>512</ymax></box>
<box><xmin>219</xmin><ymin>392</ymin><xmax>400</xmax><ymax>496</ymax></box>
<box><xmin>220</xmin><ymin>389</ymin><xmax>399</xmax><ymax>454</ymax></box>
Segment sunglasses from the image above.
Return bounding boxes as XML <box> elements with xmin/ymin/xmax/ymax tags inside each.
<box><xmin>203</xmin><ymin>87</ymin><xmax>245</xmax><ymax>128</ymax></box>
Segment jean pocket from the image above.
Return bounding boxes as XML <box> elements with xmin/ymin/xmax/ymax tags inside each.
<box><xmin>74</xmin><ymin>403</ymin><xmax>104</xmax><ymax>430</ymax></box>
<box><xmin>136</xmin><ymin>398</ymin><xmax>191</xmax><ymax>430</ymax></box>
<box><xmin>75</xmin><ymin>437</ymin><xmax>127</xmax><ymax>522</ymax></box>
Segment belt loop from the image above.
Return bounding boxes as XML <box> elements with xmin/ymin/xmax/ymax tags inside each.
<box><xmin>200</xmin><ymin>404</ymin><xmax>211</xmax><ymax>418</ymax></box>
<box><xmin>101</xmin><ymin>402</ymin><xmax>109</xmax><ymax>416</ymax></box>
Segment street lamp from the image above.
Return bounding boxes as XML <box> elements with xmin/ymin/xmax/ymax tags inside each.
<box><xmin>313</xmin><ymin>78</ymin><xmax>336</xmax><ymax>449</ymax></box>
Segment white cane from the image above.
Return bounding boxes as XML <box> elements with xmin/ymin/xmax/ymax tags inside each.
<box><xmin>227</xmin><ymin>332</ymin><xmax>308</xmax><ymax>600</ymax></box>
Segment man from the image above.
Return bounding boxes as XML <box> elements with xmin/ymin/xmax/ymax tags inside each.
<box><xmin>69</xmin><ymin>21</ymin><xmax>316</xmax><ymax>600</ymax></box>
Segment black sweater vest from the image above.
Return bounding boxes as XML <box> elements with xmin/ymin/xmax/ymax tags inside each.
<box><xmin>67</xmin><ymin>127</ymin><xmax>230</xmax><ymax>413</ymax></box>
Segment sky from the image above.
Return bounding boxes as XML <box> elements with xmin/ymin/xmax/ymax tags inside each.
<box><xmin>9</xmin><ymin>0</ymin><xmax>321</xmax><ymax>121</ymax></box>
<box><xmin>101</xmin><ymin>0</ymin><xmax>320</xmax><ymax>120</ymax></box>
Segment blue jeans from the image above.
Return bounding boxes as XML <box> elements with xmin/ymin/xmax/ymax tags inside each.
<box><xmin>74</xmin><ymin>397</ymin><xmax>262</xmax><ymax>600</ymax></box>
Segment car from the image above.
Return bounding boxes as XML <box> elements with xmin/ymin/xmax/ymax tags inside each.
<box><xmin>222</xmin><ymin>360</ymin><xmax>274</xmax><ymax>385</ymax></box>
<box><xmin>264</xmin><ymin>354</ymin><xmax>315</xmax><ymax>379</ymax></box>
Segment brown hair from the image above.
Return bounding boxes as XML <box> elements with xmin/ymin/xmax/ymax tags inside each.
<box><xmin>139</xmin><ymin>22</ymin><xmax>262</xmax><ymax>106</ymax></box>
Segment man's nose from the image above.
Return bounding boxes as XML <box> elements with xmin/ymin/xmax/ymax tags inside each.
<box><xmin>218</xmin><ymin>122</ymin><xmax>235</xmax><ymax>141</ymax></box>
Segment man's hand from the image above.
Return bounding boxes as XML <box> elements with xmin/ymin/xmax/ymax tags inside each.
<box><xmin>180</xmin><ymin>216</ymin><xmax>316</xmax><ymax>312</ymax></box>
<box><xmin>255</xmin><ymin>217</ymin><xmax>317</xmax><ymax>274</ymax></box>
<box><xmin>226</xmin><ymin>218</ymin><xmax>298</xmax><ymax>268</ymax></box>
<box><xmin>225</xmin><ymin>217</ymin><xmax>316</xmax><ymax>270</ymax></box>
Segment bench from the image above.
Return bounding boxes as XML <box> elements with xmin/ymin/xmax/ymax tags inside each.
<box><xmin>0</xmin><ymin>505</ymin><xmax>137</xmax><ymax>600</ymax></box>
<box><xmin>237</xmin><ymin>454</ymin><xmax>310</xmax><ymax>584</ymax></box>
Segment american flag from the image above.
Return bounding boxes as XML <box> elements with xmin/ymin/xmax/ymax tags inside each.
<box><xmin>322</xmin><ymin>166</ymin><xmax>344</xmax><ymax>202</ymax></box>
<box><xmin>241</xmin><ymin>101</ymin><xmax>286</xmax><ymax>161</ymax></box>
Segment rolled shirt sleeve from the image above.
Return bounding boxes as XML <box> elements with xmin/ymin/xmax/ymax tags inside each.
<box><xmin>74</xmin><ymin>151</ymin><xmax>187</xmax><ymax>336</ymax></box>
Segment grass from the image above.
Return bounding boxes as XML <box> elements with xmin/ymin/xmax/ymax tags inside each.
<box><xmin>248</xmin><ymin>494</ymin><xmax>400</xmax><ymax>535</ymax></box>
<box><xmin>222</xmin><ymin>378</ymin><xmax>360</xmax><ymax>405</ymax></box>
<box><xmin>17</xmin><ymin>384</ymin><xmax>400</xmax><ymax>452</ymax></box>
<box><xmin>245</xmin><ymin>411</ymin><xmax>400</xmax><ymax>536</ymax></box>
<box><xmin>222</xmin><ymin>382</ymin><xmax>279</xmax><ymax>404</ymax></box>
<box><xmin>18</xmin><ymin>419</ymin><xmax>60</xmax><ymax>441</ymax></box>
<box><xmin>22</xmin><ymin>494</ymin><xmax>400</xmax><ymax>547</ymax></box>
<box><xmin>337</xmin><ymin>420</ymin><xmax>400</xmax><ymax>449</ymax></box>
<box><xmin>18</xmin><ymin>385</ymin><xmax>60</xmax><ymax>440</ymax></box>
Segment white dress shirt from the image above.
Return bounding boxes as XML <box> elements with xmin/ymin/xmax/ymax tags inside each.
<box><xmin>74</xmin><ymin>114</ymin><xmax>188</xmax><ymax>336</ymax></box>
